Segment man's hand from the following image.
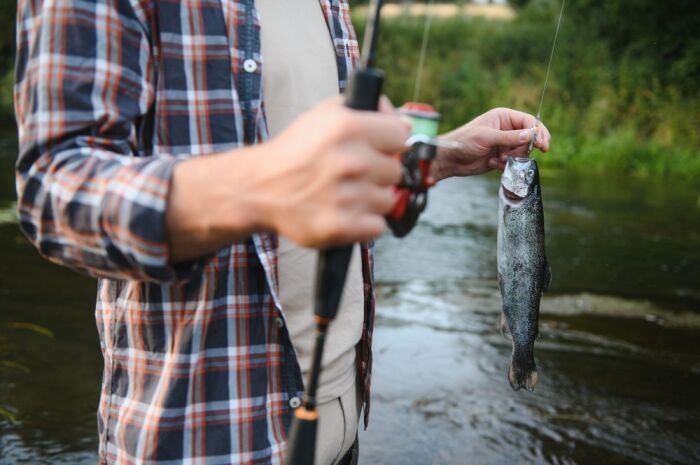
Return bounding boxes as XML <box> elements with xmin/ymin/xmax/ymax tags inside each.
<box><xmin>255</xmin><ymin>96</ymin><xmax>408</xmax><ymax>247</ymax></box>
<box><xmin>430</xmin><ymin>108</ymin><xmax>552</xmax><ymax>181</ymax></box>
<box><xmin>166</xmin><ymin>96</ymin><xmax>408</xmax><ymax>261</ymax></box>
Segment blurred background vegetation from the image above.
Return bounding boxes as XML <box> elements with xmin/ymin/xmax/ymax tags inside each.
<box><xmin>0</xmin><ymin>0</ymin><xmax>698</xmax><ymax>178</ymax></box>
<box><xmin>351</xmin><ymin>0</ymin><xmax>700</xmax><ymax>179</ymax></box>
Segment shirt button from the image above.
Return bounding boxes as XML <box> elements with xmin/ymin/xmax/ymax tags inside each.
<box><xmin>243</xmin><ymin>59</ymin><xmax>257</xmax><ymax>73</ymax></box>
<box><xmin>289</xmin><ymin>397</ymin><xmax>302</xmax><ymax>409</ymax></box>
<box><xmin>275</xmin><ymin>317</ymin><xmax>285</xmax><ymax>329</ymax></box>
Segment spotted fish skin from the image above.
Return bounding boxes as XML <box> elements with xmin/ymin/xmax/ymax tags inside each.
<box><xmin>497</xmin><ymin>157</ymin><xmax>550</xmax><ymax>392</ymax></box>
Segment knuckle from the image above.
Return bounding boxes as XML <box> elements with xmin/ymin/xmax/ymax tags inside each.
<box><xmin>365</xmin><ymin>216</ymin><xmax>386</xmax><ymax>237</ymax></box>
<box><xmin>349</xmin><ymin>154</ymin><xmax>371</xmax><ymax>176</ymax></box>
<box><xmin>336</xmin><ymin>153</ymin><xmax>369</xmax><ymax>178</ymax></box>
<box><xmin>379</xmin><ymin>190</ymin><xmax>396</xmax><ymax>213</ymax></box>
<box><xmin>389</xmin><ymin>158</ymin><xmax>403</xmax><ymax>181</ymax></box>
<box><xmin>327</xmin><ymin>216</ymin><xmax>351</xmax><ymax>243</ymax></box>
<box><xmin>353</xmin><ymin>157</ymin><xmax>372</xmax><ymax>177</ymax></box>
<box><xmin>333</xmin><ymin>110</ymin><xmax>359</xmax><ymax>139</ymax></box>
<box><xmin>384</xmin><ymin>189</ymin><xmax>397</xmax><ymax>209</ymax></box>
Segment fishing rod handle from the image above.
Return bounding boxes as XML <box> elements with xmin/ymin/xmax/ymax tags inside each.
<box><xmin>344</xmin><ymin>68</ymin><xmax>384</xmax><ymax>111</ymax></box>
<box><xmin>314</xmin><ymin>246</ymin><xmax>354</xmax><ymax>321</ymax></box>
<box><xmin>312</xmin><ymin>67</ymin><xmax>385</xmax><ymax>322</ymax></box>
<box><xmin>286</xmin><ymin>410</ymin><xmax>318</xmax><ymax>465</ymax></box>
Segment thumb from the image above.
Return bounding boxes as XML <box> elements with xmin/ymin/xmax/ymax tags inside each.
<box><xmin>486</xmin><ymin>127</ymin><xmax>536</xmax><ymax>148</ymax></box>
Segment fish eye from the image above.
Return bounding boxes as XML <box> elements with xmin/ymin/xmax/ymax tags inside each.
<box><xmin>528</xmin><ymin>169</ymin><xmax>534</xmax><ymax>177</ymax></box>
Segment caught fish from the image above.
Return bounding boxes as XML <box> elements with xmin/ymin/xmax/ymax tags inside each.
<box><xmin>497</xmin><ymin>157</ymin><xmax>551</xmax><ymax>392</ymax></box>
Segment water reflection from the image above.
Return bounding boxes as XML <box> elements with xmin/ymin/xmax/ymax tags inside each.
<box><xmin>1</xmin><ymin>142</ymin><xmax>699</xmax><ymax>464</ymax></box>
<box><xmin>360</xmin><ymin>173</ymin><xmax>700</xmax><ymax>465</ymax></box>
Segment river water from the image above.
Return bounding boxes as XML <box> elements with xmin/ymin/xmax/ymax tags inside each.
<box><xmin>1</xmin><ymin>140</ymin><xmax>699</xmax><ymax>465</ymax></box>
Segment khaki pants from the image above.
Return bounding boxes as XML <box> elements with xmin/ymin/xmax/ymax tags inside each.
<box><xmin>314</xmin><ymin>382</ymin><xmax>361</xmax><ymax>465</ymax></box>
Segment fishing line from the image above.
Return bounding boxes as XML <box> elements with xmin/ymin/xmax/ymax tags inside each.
<box><xmin>536</xmin><ymin>0</ymin><xmax>566</xmax><ymax>121</ymax></box>
<box><xmin>528</xmin><ymin>0</ymin><xmax>566</xmax><ymax>153</ymax></box>
<box><xmin>412</xmin><ymin>0</ymin><xmax>435</xmax><ymax>102</ymax></box>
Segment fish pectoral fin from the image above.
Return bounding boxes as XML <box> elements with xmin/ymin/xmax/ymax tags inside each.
<box><xmin>499</xmin><ymin>312</ymin><xmax>513</xmax><ymax>341</ymax></box>
<box><xmin>542</xmin><ymin>261</ymin><xmax>552</xmax><ymax>293</ymax></box>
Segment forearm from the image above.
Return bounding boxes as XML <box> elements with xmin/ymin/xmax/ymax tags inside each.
<box><xmin>166</xmin><ymin>147</ymin><xmax>268</xmax><ymax>262</ymax></box>
<box><xmin>430</xmin><ymin>128</ymin><xmax>466</xmax><ymax>182</ymax></box>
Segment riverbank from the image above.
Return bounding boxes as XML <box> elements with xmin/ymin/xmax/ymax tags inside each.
<box><xmin>353</xmin><ymin>2</ymin><xmax>516</xmax><ymax>20</ymax></box>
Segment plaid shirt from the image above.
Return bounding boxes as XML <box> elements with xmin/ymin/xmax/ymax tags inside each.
<box><xmin>14</xmin><ymin>1</ymin><xmax>375</xmax><ymax>464</ymax></box>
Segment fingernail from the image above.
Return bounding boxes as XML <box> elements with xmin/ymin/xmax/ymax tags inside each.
<box><xmin>519</xmin><ymin>129</ymin><xmax>533</xmax><ymax>142</ymax></box>
<box><xmin>400</xmin><ymin>116</ymin><xmax>413</xmax><ymax>131</ymax></box>
<box><xmin>488</xmin><ymin>158</ymin><xmax>498</xmax><ymax>168</ymax></box>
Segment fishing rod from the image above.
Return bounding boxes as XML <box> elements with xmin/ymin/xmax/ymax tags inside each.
<box><xmin>285</xmin><ymin>0</ymin><xmax>450</xmax><ymax>463</ymax></box>
<box><xmin>284</xmin><ymin>1</ymin><xmax>386</xmax><ymax>464</ymax></box>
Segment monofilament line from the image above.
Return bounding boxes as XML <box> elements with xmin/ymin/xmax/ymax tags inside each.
<box><xmin>535</xmin><ymin>0</ymin><xmax>566</xmax><ymax>121</ymax></box>
<box><xmin>412</xmin><ymin>0</ymin><xmax>435</xmax><ymax>102</ymax></box>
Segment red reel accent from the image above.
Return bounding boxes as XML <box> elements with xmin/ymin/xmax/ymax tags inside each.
<box><xmin>390</xmin><ymin>187</ymin><xmax>412</xmax><ymax>221</ymax></box>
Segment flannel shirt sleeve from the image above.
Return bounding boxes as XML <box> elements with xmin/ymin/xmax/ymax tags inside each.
<box><xmin>14</xmin><ymin>0</ymin><xmax>203</xmax><ymax>282</ymax></box>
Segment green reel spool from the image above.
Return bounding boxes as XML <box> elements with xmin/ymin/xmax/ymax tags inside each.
<box><xmin>399</xmin><ymin>102</ymin><xmax>441</xmax><ymax>138</ymax></box>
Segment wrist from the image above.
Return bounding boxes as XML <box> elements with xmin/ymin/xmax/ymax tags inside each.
<box><xmin>432</xmin><ymin>136</ymin><xmax>459</xmax><ymax>182</ymax></box>
<box><xmin>166</xmin><ymin>149</ymin><xmax>265</xmax><ymax>261</ymax></box>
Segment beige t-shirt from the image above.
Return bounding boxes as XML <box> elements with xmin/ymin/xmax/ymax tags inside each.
<box><xmin>257</xmin><ymin>0</ymin><xmax>364</xmax><ymax>404</ymax></box>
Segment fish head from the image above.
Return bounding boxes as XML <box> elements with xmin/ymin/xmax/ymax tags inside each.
<box><xmin>501</xmin><ymin>157</ymin><xmax>540</xmax><ymax>202</ymax></box>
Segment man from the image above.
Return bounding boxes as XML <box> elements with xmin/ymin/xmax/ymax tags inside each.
<box><xmin>14</xmin><ymin>1</ymin><xmax>550</xmax><ymax>464</ymax></box>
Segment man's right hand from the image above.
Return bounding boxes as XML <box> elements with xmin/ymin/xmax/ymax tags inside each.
<box><xmin>166</xmin><ymin>96</ymin><xmax>408</xmax><ymax>261</ymax></box>
<box><xmin>256</xmin><ymin>96</ymin><xmax>408</xmax><ymax>248</ymax></box>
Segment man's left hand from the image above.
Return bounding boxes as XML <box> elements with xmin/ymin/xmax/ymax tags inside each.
<box><xmin>430</xmin><ymin>107</ymin><xmax>552</xmax><ymax>181</ymax></box>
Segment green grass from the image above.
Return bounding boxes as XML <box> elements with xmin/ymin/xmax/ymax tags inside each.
<box><xmin>353</xmin><ymin>7</ymin><xmax>700</xmax><ymax>181</ymax></box>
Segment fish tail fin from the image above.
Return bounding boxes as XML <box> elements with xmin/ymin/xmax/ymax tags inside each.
<box><xmin>508</xmin><ymin>345</ymin><xmax>539</xmax><ymax>392</ymax></box>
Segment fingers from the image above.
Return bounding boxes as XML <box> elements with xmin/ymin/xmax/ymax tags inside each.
<box><xmin>365</xmin><ymin>152</ymin><xmax>403</xmax><ymax>186</ymax></box>
<box><xmin>346</xmin><ymin>214</ymin><xmax>387</xmax><ymax>244</ymax></box>
<box><xmin>501</xmin><ymin>108</ymin><xmax>539</xmax><ymax>131</ymax></box>
<box><xmin>483</xmin><ymin>123</ymin><xmax>551</xmax><ymax>155</ymax></box>
<box><xmin>361</xmin><ymin>184</ymin><xmax>396</xmax><ymax>214</ymax></box>
<box><xmin>488</xmin><ymin>157</ymin><xmax>507</xmax><ymax>171</ymax></box>
<box><xmin>338</xmin><ymin>143</ymin><xmax>403</xmax><ymax>186</ymax></box>
<box><xmin>347</xmin><ymin>110</ymin><xmax>411</xmax><ymax>153</ymax></box>
<box><xmin>497</xmin><ymin>108</ymin><xmax>552</xmax><ymax>152</ymax></box>
<box><xmin>535</xmin><ymin>123</ymin><xmax>551</xmax><ymax>152</ymax></box>
<box><xmin>378</xmin><ymin>95</ymin><xmax>396</xmax><ymax>114</ymax></box>
<box><xmin>484</xmin><ymin>127</ymin><xmax>536</xmax><ymax>150</ymax></box>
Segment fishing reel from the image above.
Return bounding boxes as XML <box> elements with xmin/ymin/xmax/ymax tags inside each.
<box><xmin>386</xmin><ymin>135</ymin><xmax>438</xmax><ymax>237</ymax></box>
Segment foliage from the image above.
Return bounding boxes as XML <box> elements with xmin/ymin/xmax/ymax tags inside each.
<box><xmin>353</xmin><ymin>1</ymin><xmax>700</xmax><ymax>179</ymax></box>
<box><xmin>568</xmin><ymin>0</ymin><xmax>700</xmax><ymax>94</ymax></box>
<box><xmin>0</xmin><ymin>1</ymin><xmax>698</xmax><ymax>178</ymax></box>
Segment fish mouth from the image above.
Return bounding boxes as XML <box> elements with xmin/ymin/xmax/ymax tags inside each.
<box><xmin>502</xmin><ymin>185</ymin><xmax>525</xmax><ymax>202</ymax></box>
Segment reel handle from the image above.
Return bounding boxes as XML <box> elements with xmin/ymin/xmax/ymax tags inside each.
<box><xmin>285</xmin><ymin>408</ymin><xmax>318</xmax><ymax>465</ymax></box>
<box><xmin>386</xmin><ymin>141</ymin><xmax>438</xmax><ymax>237</ymax></box>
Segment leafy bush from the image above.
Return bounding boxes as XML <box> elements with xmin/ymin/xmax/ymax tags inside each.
<box><xmin>353</xmin><ymin>2</ymin><xmax>700</xmax><ymax>179</ymax></box>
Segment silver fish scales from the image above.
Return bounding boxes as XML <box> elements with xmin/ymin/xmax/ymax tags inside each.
<box><xmin>497</xmin><ymin>157</ymin><xmax>551</xmax><ymax>391</ymax></box>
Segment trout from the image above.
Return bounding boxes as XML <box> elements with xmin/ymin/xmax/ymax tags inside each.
<box><xmin>497</xmin><ymin>157</ymin><xmax>551</xmax><ymax>392</ymax></box>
